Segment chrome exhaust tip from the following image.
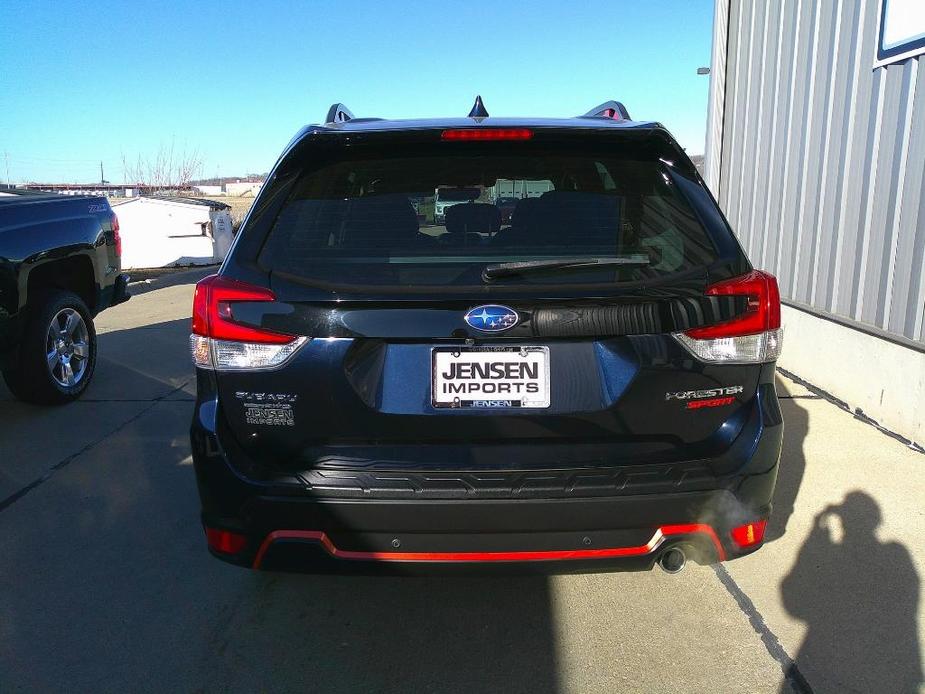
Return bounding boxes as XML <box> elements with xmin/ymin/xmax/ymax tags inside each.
<box><xmin>658</xmin><ymin>546</ymin><xmax>687</xmax><ymax>574</ymax></box>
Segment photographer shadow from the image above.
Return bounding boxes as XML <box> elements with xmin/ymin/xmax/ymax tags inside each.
<box><xmin>780</xmin><ymin>491</ymin><xmax>922</xmax><ymax>692</ymax></box>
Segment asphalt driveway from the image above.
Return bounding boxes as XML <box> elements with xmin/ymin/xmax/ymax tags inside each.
<box><xmin>1</xmin><ymin>269</ymin><xmax>922</xmax><ymax>693</ymax></box>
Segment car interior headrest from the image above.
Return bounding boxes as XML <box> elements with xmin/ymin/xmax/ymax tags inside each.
<box><xmin>445</xmin><ymin>203</ymin><xmax>502</xmax><ymax>234</ymax></box>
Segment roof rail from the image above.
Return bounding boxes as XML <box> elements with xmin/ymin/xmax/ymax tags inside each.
<box><xmin>581</xmin><ymin>101</ymin><xmax>632</xmax><ymax>121</ymax></box>
<box><xmin>325</xmin><ymin>103</ymin><xmax>355</xmax><ymax>124</ymax></box>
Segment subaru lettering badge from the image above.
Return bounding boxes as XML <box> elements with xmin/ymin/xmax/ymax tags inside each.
<box><xmin>464</xmin><ymin>305</ymin><xmax>519</xmax><ymax>332</ymax></box>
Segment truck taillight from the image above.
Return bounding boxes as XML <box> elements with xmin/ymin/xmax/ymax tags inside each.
<box><xmin>190</xmin><ymin>274</ymin><xmax>306</xmax><ymax>370</ymax></box>
<box><xmin>111</xmin><ymin>213</ymin><xmax>122</xmax><ymax>257</ymax></box>
<box><xmin>674</xmin><ymin>270</ymin><xmax>783</xmax><ymax>363</ymax></box>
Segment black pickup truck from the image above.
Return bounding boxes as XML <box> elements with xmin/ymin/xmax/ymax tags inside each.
<box><xmin>0</xmin><ymin>192</ymin><xmax>130</xmax><ymax>404</ymax></box>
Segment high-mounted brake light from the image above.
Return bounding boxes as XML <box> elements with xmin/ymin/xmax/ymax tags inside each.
<box><xmin>441</xmin><ymin>128</ymin><xmax>533</xmax><ymax>141</ymax></box>
<box><xmin>190</xmin><ymin>274</ymin><xmax>306</xmax><ymax>370</ymax></box>
<box><xmin>674</xmin><ymin>270</ymin><xmax>783</xmax><ymax>363</ymax></box>
<box><xmin>111</xmin><ymin>213</ymin><xmax>122</xmax><ymax>258</ymax></box>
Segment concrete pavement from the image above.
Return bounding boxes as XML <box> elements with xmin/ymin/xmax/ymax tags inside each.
<box><xmin>0</xmin><ymin>270</ymin><xmax>922</xmax><ymax>693</ymax></box>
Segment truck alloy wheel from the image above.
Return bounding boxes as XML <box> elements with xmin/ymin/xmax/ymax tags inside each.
<box><xmin>46</xmin><ymin>307</ymin><xmax>91</xmax><ymax>387</ymax></box>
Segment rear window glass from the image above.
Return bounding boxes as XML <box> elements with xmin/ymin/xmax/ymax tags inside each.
<box><xmin>259</xmin><ymin>141</ymin><xmax>718</xmax><ymax>290</ymax></box>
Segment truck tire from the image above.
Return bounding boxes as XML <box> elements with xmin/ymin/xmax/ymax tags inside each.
<box><xmin>2</xmin><ymin>290</ymin><xmax>97</xmax><ymax>405</ymax></box>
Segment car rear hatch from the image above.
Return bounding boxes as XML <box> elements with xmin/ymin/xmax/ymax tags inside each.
<box><xmin>196</xmin><ymin>126</ymin><xmax>781</xmax><ymax>483</ymax></box>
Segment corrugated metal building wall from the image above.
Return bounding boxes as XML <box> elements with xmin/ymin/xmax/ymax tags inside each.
<box><xmin>707</xmin><ymin>0</ymin><xmax>925</xmax><ymax>344</ymax></box>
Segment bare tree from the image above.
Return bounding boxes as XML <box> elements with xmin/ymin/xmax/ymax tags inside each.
<box><xmin>121</xmin><ymin>140</ymin><xmax>203</xmax><ymax>192</ymax></box>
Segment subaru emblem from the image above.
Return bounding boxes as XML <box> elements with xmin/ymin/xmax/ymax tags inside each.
<box><xmin>464</xmin><ymin>305</ymin><xmax>519</xmax><ymax>332</ymax></box>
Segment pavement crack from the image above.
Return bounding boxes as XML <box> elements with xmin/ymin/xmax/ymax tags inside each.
<box><xmin>712</xmin><ymin>563</ymin><xmax>814</xmax><ymax>694</ymax></box>
<box><xmin>0</xmin><ymin>379</ymin><xmax>192</xmax><ymax>515</ymax></box>
<box><xmin>777</xmin><ymin>367</ymin><xmax>924</xmax><ymax>455</ymax></box>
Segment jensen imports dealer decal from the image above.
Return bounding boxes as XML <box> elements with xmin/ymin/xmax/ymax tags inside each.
<box><xmin>665</xmin><ymin>385</ymin><xmax>743</xmax><ymax>410</ymax></box>
<box><xmin>235</xmin><ymin>392</ymin><xmax>298</xmax><ymax>426</ymax></box>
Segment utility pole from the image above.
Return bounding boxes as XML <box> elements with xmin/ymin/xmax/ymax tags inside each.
<box><xmin>100</xmin><ymin>161</ymin><xmax>104</xmax><ymax>185</ymax></box>
<box><xmin>4</xmin><ymin>151</ymin><xmax>9</xmax><ymax>186</ymax></box>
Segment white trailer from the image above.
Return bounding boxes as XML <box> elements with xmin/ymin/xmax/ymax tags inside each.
<box><xmin>489</xmin><ymin>179</ymin><xmax>554</xmax><ymax>202</ymax></box>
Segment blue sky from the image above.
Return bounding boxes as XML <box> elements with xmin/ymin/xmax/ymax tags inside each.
<box><xmin>0</xmin><ymin>1</ymin><xmax>713</xmax><ymax>183</ymax></box>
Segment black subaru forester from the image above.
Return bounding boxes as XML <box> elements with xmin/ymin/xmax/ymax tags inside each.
<box><xmin>190</xmin><ymin>99</ymin><xmax>783</xmax><ymax>574</ymax></box>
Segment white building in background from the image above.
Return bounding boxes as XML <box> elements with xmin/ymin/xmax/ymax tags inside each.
<box><xmin>113</xmin><ymin>196</ymin><xmax>234</xmax><ymax>270</ymax></box>
<box><xmin>704</xmin><ymin>0</ymin><xmax>925</xmax><ymax>445</ymax></box>
<box><xmin>193</xmin><ymin>184</ymin><xmax>223</xmax><ymax>196</ymax></box>
<box><xmin>223</xmin><ymin>180</ymin><xmax>263</xmax><ymax>196</ymax></box>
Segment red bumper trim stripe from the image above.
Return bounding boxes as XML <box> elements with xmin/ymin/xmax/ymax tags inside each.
<box><xmin>252</xmin><ymin>524</ymin><xmax>726</xmax><ymax>569</ymax></box>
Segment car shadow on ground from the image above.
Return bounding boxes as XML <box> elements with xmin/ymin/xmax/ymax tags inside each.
<box><xmin>211</xmin><ymin>571</ymin><xmax>562</xmax><ymax>693</ymax></box>
<box><xmin>767</xmin><ymin>379</ymin><xmax>810</xmax><ymax>543</ymax></box>
<box><xmin>779</xmin><ymin>490</ymin><xmax>922</xmax><ymax>693</ymax></box>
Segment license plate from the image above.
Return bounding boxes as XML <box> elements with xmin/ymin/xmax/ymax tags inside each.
<box><xmin>431</xmin><ymin>346</ymin><xmax>550</xmax><ymax>409</ymax></box>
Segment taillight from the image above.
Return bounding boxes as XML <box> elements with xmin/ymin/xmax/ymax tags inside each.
<box><xmin>205</xmin><ymin>527</ymin><xmax>247</xmax><ymax>554</ymax></box>
<box><xmin>674</xmin><ymin>270</ymin><xmax>783</xmax><ymax>363</ymax></box>
<box><xmin>730</xmin><ymin>520</ymin><xmax>768</xmax><ymax>549</ymax></box>
<box><xmin>441</xmin><ymin>128</ymin><xmax>533</xmax><ymax>141</ymax></box>
<box><xmin>190</xmin><ymin>274</ymin><xmax>307</xmax><ymax>370</ymax></box>
<box><xmin>111</xmin><ymin>213</ymin><xmax>122</xmax><ymax>257</ymax></box>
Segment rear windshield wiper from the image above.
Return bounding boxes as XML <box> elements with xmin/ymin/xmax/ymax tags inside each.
<box><xmin>482</xmin><ymin>255</ymin><xmax>650</xmax><ymax>281</ymax></box>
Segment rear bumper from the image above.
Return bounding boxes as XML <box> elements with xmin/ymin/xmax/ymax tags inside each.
<box><xmin>95</xmin><ymin>273</ymin><xmax>131</xmax><ymax>315</ymax></box>
<box><xmin>110</xmin><ymin>272</ymin><xmax>131</xmax><ymax>307</ymax></box>
<box><xmin>197</xmin><ymin>491</ymin><xmax>767</xmax><ymax>575</ymax></box>
<box><xmin>191</xmin><ymin>385</ymin><xmax>782</xmax><ymax>574</ymax></box>
<box><xmin>235</xmin><ymin>494</ymin><xmax>748</xmax><ymax>574</ymax></box>
<box><xmin>253</xmin><ymin>524</ymin><xmax>726</xmax><ymax>567</ymax></box>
